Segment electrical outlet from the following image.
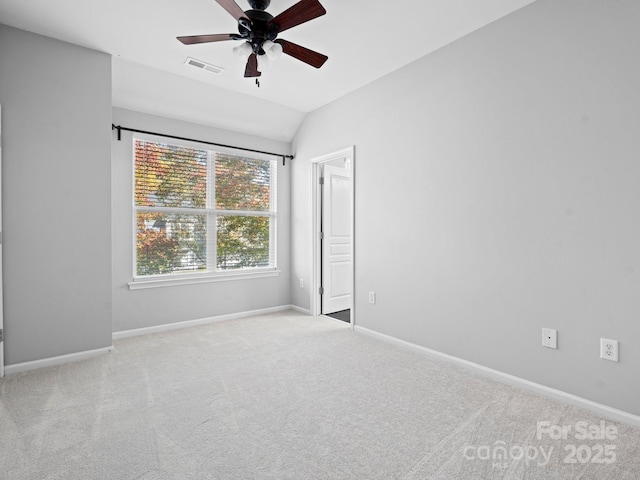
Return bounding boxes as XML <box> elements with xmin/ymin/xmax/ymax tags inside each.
<box><xmin>542</xmin><ymin>328</ymin><xmax>557</xmax><ymax>349</ymax></box>
<box><xmin>299</xmin><ymin>278</ymin><xmax>304</xmax><ymax>288</ymax></box>
<box><xmin>600</xmin><ymin>338</ymin><xmax>619</xmax><ymax>362</ymax></box>
<box><xmin>368</xmin><ymin>292</ymin><xmax>376</xmax><ymax>304</ymax></box>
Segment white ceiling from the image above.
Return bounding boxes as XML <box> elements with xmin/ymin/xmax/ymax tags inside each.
<box><xmin>0</xmin><ymin>0</ymin><xmax>536</xmax><ymax>141</ymax></box>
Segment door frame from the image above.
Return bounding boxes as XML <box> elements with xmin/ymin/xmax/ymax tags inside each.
<box><xmin>0</xmin><ymin>105</ymin><xmax>4</xmax><ymax>378</ymax></box>
<box><xmin>310</xmin><ymin>146</ymin><xmax>355</xmax><ymax>327</ymax></box>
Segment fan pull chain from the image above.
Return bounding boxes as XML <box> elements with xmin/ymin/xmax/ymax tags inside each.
<box><xmin>256</xmin><ymin>78</ymin><xmax>260</xmax><ymax>88</ymax></box>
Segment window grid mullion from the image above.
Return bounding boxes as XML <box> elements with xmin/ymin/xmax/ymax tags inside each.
<box><xmin>270</xmin><ymin>160</ymin><xmax>277</xmax><ymax>268</ymax></box>
<box><xmin>207</xmin><ymin>151</ymin><xmax>217</xmax><ymax>271</ymax></box>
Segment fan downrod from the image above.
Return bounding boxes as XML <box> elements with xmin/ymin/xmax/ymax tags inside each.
<box><xmin>248</xmin><ymin>0</ymin><xmax>270</xmax><ymax>10</ymax></box>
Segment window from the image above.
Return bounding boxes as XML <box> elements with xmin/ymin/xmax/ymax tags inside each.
<box><xmin>134</xmin><ymin>138</ymin><xmax>277</xmax><ymax>280</ymax></box>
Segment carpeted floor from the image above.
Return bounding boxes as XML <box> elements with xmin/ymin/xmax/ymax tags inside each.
<box><xmin>1</xmin><ymin>310</ymin><xmax>639</xmax><ymax>479</ymax></box>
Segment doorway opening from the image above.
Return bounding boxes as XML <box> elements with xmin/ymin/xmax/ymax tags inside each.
<box><xmin>325</xmin><ymin>309</ymin><xmax>350</xmax><ymax>323</ymax></box>
<box><xmin>0</xmin><ymin>105</ymin><xmax>4</xmax><ymax>378</ymax></box>
<box><xmin>311</xmin><ymin>146</ymin><xmax>355</xmax><ymax>327</ymax></box>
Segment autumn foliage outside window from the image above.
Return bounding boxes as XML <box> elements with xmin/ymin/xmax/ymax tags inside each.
<box><xmin>134</xmin><ymin>139</ymin><xmax>276</xmax><ymax>277</ymax></box>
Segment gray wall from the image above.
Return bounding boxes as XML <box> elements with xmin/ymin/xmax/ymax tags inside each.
<box><xmin>0</xmin><ymin>25</ymin><xmax>112</xmax><ymax>364</ymax></box>
<box><xmin>111</xmin><ymin>108</ymin><xmax>292</xmax><ymax>333</ymax></box>
<box><xmin>291</xmin><ymin>0</ymin><xmax>640</xmax><ymax>415</ymax></box>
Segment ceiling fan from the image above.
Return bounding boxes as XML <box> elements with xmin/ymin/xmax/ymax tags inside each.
<box><xmin>178</xmin><ymin>0</ymin><xmax>328</xmax><ymax>78</ymax></box>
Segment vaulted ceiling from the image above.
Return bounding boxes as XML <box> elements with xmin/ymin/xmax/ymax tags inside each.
<box><xmin>0</xmin><ymin>0</ymin><xmax>536</xmax><ymax>141</ymax></box>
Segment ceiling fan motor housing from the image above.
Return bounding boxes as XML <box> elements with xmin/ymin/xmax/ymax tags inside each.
<box><xmin>241</xmin><ymin>9</ymin><xmax>279</xmax><ymax>54</ymax></box>
<box><xmin>248</xmin><ymin>0</ymin><xmax>271</xmax><ymax>10</ymax></box>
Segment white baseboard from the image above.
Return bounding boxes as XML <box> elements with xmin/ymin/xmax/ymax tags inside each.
<box><xmin>354</xmin><ymin>325</ymin><xmax>640</xmax><ymax>429</ymax></box>
<box><xmin>289</xmin><ymin>305</ymin><xmax>312</xmax><ymax>316</ymax></box>
<box><xmin>113</xmin><ymin>305</ymin><xmax>297</xmax><ymax>340</ymax></box>
<box><xmin>3</xmin><ymin>306</ymin><xmax>306</xmax><ymax>376</ymax></box>
<box><xmin>4</xmin><ymin>345</ymin><xmax>115</xmax><ymax>375</ymax></box>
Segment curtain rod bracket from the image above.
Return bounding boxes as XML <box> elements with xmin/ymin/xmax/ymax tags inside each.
<box><xmin>111</xmin><ymin>124</ymin><xmax>122</xmax><ymax>141</ymax></box>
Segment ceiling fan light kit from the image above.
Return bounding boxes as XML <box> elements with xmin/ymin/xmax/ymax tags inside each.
<box><xmin>232</xmin><ymin>42</ymin><xmax>253</xmax><ymax>57</ymax></box>
<box><xmin>263</xmin><ymin>40</ymin><xmax>283</xmax><ymax>60</ymax></box>
<box><xmin>178</xmin><ymin>0</ymin><xmax>328</xmax><ymax>80</ymax></box>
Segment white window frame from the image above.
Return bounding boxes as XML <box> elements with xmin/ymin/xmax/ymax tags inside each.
<box><xmin>128</xmin><ymin>133</ymin><xmax>279</xmax><ymax>290</ymax></box>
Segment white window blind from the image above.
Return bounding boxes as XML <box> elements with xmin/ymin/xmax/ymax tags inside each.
<box><xmin>134</xmin><ymin>138</ymin><xmax>277</xmax><ymax>278</ymax></box>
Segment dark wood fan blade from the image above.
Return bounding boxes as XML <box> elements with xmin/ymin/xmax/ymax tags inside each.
<box><xmin>269</xmin><ymin>0</ymin><xmax>326</xmax><ymax>33</ymax></box>
<box><xmin>275</xmin><ymin>39</ymin><xmax>328</xmax><ymax>68</ymax></box>
<box><xmin>215</xmin><ymin>0</ymin><xmax>247</xmax><ymax>21</ymax></box>
<box><xmin>244</xmin><ymin>53</ymin><xmax>262</xmax><ymax>77</ymax></box>
<box><xmin>177</xmin><ymin>34</ymin><xmax>237</xmax><ymax>45</ymax></box>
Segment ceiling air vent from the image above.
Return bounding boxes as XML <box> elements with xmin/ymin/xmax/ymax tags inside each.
<box><xmin>185</xmin><ymin>57</ymin><xmax>224</xmax><ymax>75</ymax></box>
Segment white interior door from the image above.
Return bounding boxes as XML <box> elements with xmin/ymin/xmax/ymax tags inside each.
<box><xmin>0</xmin><ymin>105</ymin><xmax>4</xmax><ymax>378</ymax></box>
<box><xmin>321</xmin><ymin>163</ymin><xmax>352</xmax><ymax>314</ymax></box>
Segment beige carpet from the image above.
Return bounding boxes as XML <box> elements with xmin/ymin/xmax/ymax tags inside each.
<box><xmin>1</xmin><ymin>310</ymin><xmax>639</xmax><ymax>479</ymax></box>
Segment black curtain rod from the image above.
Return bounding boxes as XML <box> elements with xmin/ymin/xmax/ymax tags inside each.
<box><xmin>111</xmin><ymin>124</ymin><xmax>294</xmax><ymax>165</ymax></box>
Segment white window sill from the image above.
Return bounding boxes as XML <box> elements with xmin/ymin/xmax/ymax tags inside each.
<box><xmin>128</xmin><ymin>269</ymin><xmax>280</xmax><ymax>290</ymax></box>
